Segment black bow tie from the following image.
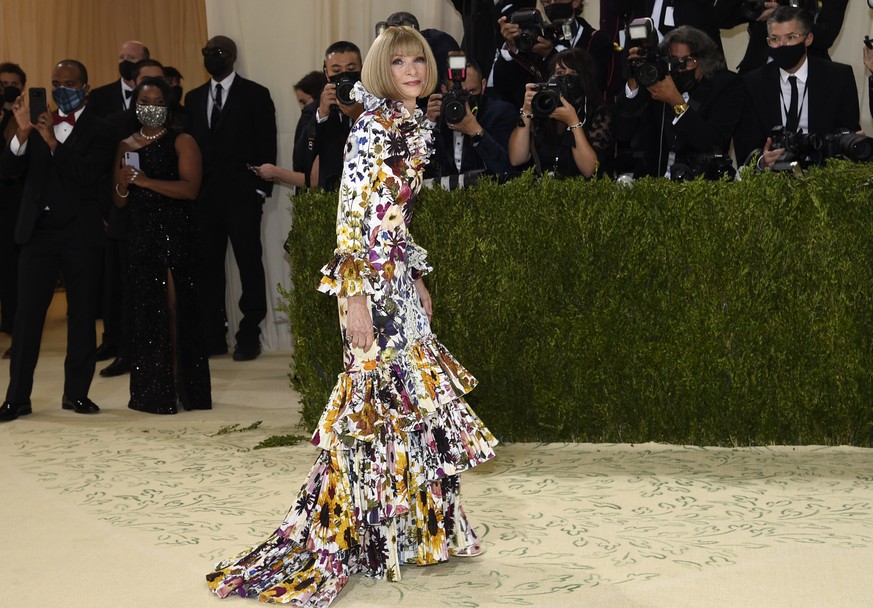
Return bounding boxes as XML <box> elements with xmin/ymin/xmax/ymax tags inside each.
<box><xmin>124</xmin><ymin>89</ymin><xmax>134</xmax><ymax>98</ymax></box>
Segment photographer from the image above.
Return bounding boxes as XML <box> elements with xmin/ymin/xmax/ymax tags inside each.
<box><xmin>734</xmin><ymin>7</ymin><xmax>860</xmax><ymax>169</ymax></box>
<box><xmin>508</xmin><ymin>48</ymin><xmax>613</xmax><ymax>178</ymax></box>
<box><xmin>309</xmin><ymin>41</ymin><xmax>364</xmax><ymax>190</ymax></box>
<box><xmin>425</xmin><ymin>58</ymin><xmax>517</xmax><ymax>178</ymax></box>
<box><xmin>491</xmin><ymin>0</ymin><xmax>618</xmax><ymax>109</ymax></box>
<box><xmin>716</xmin><ymin>0</ymin><xmax>848</xmax><ymax>75</ymax></box>
<box><xmin>614</xmin><ymin>24</ymin><xmax>743</xmax><ymax>178</ymax></box>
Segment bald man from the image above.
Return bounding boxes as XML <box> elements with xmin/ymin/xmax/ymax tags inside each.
<box><xmin>88</xmin><ymin>40</ymin><xmax>150</xmax><ymax>118</ymax></box>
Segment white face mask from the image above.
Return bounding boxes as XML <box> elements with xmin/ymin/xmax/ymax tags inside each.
<box><xmin>136</xmin><ymin>103</ymin><xmax>168</xmax><ymax>128</ymax></box>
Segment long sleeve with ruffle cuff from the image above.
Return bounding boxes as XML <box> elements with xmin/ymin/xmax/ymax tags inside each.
<box><xmin>318</xmin><ymin>252</ymin><xmax>379</xmax><ymax>298</ymax></box>
<box><xmin>406</xmin><ymin>239</ymin><xmax>433</xmax><ymax>281</ymax></box>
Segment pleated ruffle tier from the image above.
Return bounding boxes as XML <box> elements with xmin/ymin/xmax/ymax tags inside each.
<box><xmin>206</xmin><ymin>334</ymin><xmax>497</xmax><ymax>606</ymax></box>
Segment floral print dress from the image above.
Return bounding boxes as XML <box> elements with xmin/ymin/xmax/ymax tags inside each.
<box><xmin>206</xmin><ymin>82</ymin><xmax>498</xmax><ymax>607</ymax></box>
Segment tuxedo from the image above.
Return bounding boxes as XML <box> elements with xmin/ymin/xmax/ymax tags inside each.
<box><xmin>184</xmin><ymin>73</ymin><xmax>277</xmax><ymax>353</ymax></box>
<box><xmin>428</xmin><ymin>95</ymin><xmax>518</xmax><ymax>178</ymax></box>
<box><xmin>88</xmin><ymin>79</ymin><xmax>132</xmax><ymax>118</ymax></box>
<box><xmin>0</xmin><ymin>105</ymin><xmax>115</xmax><ymax>402</ymax></box>
<box><xmin>734</xmin><ymin>55</ymin><xmax>860</xmax><ymax>165</ymax></box>
<box><xmin>615</xmin><ymin>69</ymin><xmax>744</xmax><ymax>177</ymax></box>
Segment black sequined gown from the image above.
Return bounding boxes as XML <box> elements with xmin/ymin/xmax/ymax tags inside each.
<box><xmin>127</xmin><ymin>132</ymin><xmax>212</xmax><ymax>412</ymax></box>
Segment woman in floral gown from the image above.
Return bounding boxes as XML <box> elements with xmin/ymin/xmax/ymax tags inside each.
<box><xmin>206</xmin><ymin>26</ymin><xmax>498</xmax><ymax>607</ymax></box>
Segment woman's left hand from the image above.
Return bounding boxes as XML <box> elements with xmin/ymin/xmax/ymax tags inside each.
<box><xmin>550</xmin><ymin>96</ymin><xmax>580</xmax><ymax>128</ymax></box>
<box><xmin>414</xmin><ymin>277</ymin><xmax>432</xmax><ymax>320</ymax></box>
<box><xmin>120</xmin><ymin>164</ymin><xmax>148</xmax><ymax>187</ymax></box>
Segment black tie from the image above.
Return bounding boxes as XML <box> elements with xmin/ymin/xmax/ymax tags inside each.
<box><xmin>211</xmin><ymin>84</ymin><xmax>223</xmax><ymax>130</ymax></box>
<box><xmin>786</xmin><ymin>75</ymin><xmax>799</xmax><ymax>132</ymax></box>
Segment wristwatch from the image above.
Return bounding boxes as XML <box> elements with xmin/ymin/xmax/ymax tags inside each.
<box><xmin>673</xmin><ymin>103</ymin><xmax>688</xmax><ymax>117</ymax></box>
<box><xmin>471</xmin><ymin>130</ymin><xmax>484</xmax><ymax>145</ymax></box>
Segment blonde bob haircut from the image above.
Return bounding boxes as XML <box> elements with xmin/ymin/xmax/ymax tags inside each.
<box><xmin>361</xmin><ymin>26</ymin><xmax>438</xmax><ymax>101</ymax></box>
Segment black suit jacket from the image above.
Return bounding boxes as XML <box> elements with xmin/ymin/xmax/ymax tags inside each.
<box><xmin>734</xmin><ymin>56</ymin><xmax>860</xmax><ymax>165</ymax></box>
<box><xmin>88</xmin><ymin>79</ymin><xmax>128</xmax><ymax>119</ymax></box>
<box><xmin>312</xmin><ymin>110</ymin><xmax>352</xmax><ymax>191</ymax></box>
<box><xmin>0</xmin><ymin>106</ymin><xmax>115</xmax><ymax>246</ymax></box>
<box><xmin>615</xmin><ymin>69</ymin><xmax>743</xmax><ymax>176</ymax></box>
<box><xmin>602</xmin><ymin>0</ymin><xmax>725</xmax><ymax>51</ymax></box>
<box><xmin>716</xmin><ymin>0</ymin><xmax>849</xmax><ymax>74</ymax></box>
<box><xmin>429</xmin><ymin>95</ymin><xmax>518</xmax><ymax>177</ymax></box>
<box><xmin>184</xmin><ymin>75</ymin><xmax>277</xmax><ymax>200</ymax></box>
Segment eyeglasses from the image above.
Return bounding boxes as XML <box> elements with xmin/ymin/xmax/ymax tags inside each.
<box><xmin>766</xmin><ymin>33</ymin><xmax>807</xmax><ymax>47</ymax></box>
<box><xmin>201</xmin><ymin>47</ymin><xmax>229</xmax><ymax>57</ymax></box>
<box><xmin>671</xmin><ymin>56</ymin><xmax>698</xmax><ymax>70</ymax></box>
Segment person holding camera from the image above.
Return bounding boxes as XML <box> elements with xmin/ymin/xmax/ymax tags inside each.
<box><xmin>425</xmin><ymin>57</ymin><xmax>517</xmax><ymax>179</ymax></box>
<box><xmin>308</xmin><ymin>41</ymin><xmax>365</xmax><ymax>191</ymax></box>
<box><xmin>492</xmin><ymin>0</ymin><xmax>618</xmax><ymax>109</ymax></box>
<box><xmin>733</xmin><ymin>7</ymin><xmax>860</xmax><ymax>169</ymax></box>
<box><xmin>614</xmin><ymin>24</ymin><xmax>743</xmax><ymax>178</ymax></box>
<box><xmin>508</xmin><ymin>47</ymin><xmax>613</xmax><ymax>178</ymax></box>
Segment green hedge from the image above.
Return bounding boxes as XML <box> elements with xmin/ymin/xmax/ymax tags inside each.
<box><xmin>280</xmin><ymin>162</ymin><xmax>873</xmax><ymax>445</ymax></box>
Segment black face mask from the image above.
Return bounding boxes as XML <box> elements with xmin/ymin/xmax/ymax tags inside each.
<box><xmin>769</xmin><ymin>41</ymin><xmax>807</xmax><ymax>72</ymax></box>
<box><xmin>673</xmin><ymin>69</ymin><xmax>698</xmax><ymax>93</ymax></box>
<box><xmin>2</xmin><ymin>86</ymin><xmax>21</xmax><ymax>104</ymax></box>
<box><xmin>204</xmin><ymin>54</ymin><xmax>228</xmax><ymax>78</ymax></box>
<box><xmin>119</xmin><ymin>60</ymin><xmax>136</xmax><ymax>82</ymax></box>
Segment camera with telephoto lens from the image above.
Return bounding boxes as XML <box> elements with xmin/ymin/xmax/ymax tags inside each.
<box><xmin>670</xmin><ymin>154</ymin><xmax>736</xmax><ymax>181</ymax></box>
<box><xmin>741</xmin><ymin>0</ymin><xmax>817</xmax><ymax>22</ymax></box>
<box><xmin>329</xmin><ymin>71</ymin><xmax>360</xmax><ymax>106</ymax></box>
<box><xmin>509</xmin><ymin>7</ymin><xmax>545</xmax><ymax>53</ymax></box>
<box><xmin>820</xmin><ymin>131</ymin><xmax>873</xmax><ymax>163</ymax></box>
<box><xmin>626</xmin><ymin>18</ymin><xmax>673</xmax><ymax>87</ymax></box>
<box><xmin>769</xmin><ymin>125</ymin><xmax>822</xmax><ymax>170</ymax></box>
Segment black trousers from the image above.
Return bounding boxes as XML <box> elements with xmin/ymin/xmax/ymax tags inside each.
<box><xmin>196</xmin><ymin>190</ymin><xmax>266</xmax><ymax>350</ymax></box>
<box><xmin>6</xmin><ymin>224</ymin><xmax>102</xmax><ymax>402</ymax></box>
<box><xmin>0</xmin><ymin>197</ymin><xmax>19</xmax><ymax>335</ymax></box>
<box><xmin>101</xmin><ymin>234</ymin><xmax>131</xmax><ymax>356</ymax></box>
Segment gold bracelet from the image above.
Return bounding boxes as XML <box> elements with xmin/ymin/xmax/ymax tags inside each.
<box><xmin>567</xmin><ymin>122</ymin><xmax>585</xmax><ymax>131</ymax></box>
<box><xmin>115</xmin><ymin>183</ymin><xmax>129</xmax><ymax>198</ymax></box>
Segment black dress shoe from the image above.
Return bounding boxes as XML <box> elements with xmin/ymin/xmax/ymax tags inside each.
<box><xmin>233</xmin><ymin>343</ymin><xmax>261</xmax><ymax>361</ymax></box>
<box><xmin>99</xmin><ymin>356</ymin><xmax>130</xmax><ymax>377</ymax></box>
<box><xmin>94</xmin><ymin>343</ymin><xmax>117</xmax><ymax>362</ymax></box>
<box><xmin>61</xmin><ymin>395</ymin><xmax>100</xmax><ymax>414</ymax></box>
<box><xmin>0</xmin><ymin>400</ymin><xmax>32</xmax><ymax>421</ymax></box>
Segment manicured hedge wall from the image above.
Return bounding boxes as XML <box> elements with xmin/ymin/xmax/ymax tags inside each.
<box><xmin>281</xmin><ymin>162</ymin><xmax>873</xmax><ymax>445</ymax></box>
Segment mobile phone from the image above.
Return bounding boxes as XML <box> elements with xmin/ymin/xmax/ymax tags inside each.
<box><xmin>124</xmin><ymin>151</ymin><xmax>140</xmax><ymax>170</ymax></box>
<box><xmin>28</xmin><ymin>87</ymin><xmax>47</xmax><ymax>124</ymax></box>
<box><xmin>865</xmin><ymin>36</ymin><xmax>873</xmax><ymax>51</ymax></box>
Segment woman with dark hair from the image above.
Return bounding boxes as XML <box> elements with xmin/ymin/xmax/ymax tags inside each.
<box><xmin>293</xmin><ymin>70</ymin><xmax>327</xmax><ymax>108</ymax></box>
<box><xmin>112</xmin><ymin>77</ymin><xmax>211</xmax><ymax>414</ymax></box>
<box><xmin>508</xmin><ymin>47</ymin><xmax>613</xmax><ymax>178</ymax></box>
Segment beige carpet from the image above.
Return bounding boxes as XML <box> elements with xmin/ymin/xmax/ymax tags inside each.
<box><xmin>2</xmin><ymin>294</ymin><xmax>873</xmax><ymax>608</ymax></box>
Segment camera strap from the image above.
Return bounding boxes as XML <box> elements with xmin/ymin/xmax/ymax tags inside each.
<box><xmin>529</xmin><ymin>120</ymin><xmax>545</xmax><ymax>177</ymax></box>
